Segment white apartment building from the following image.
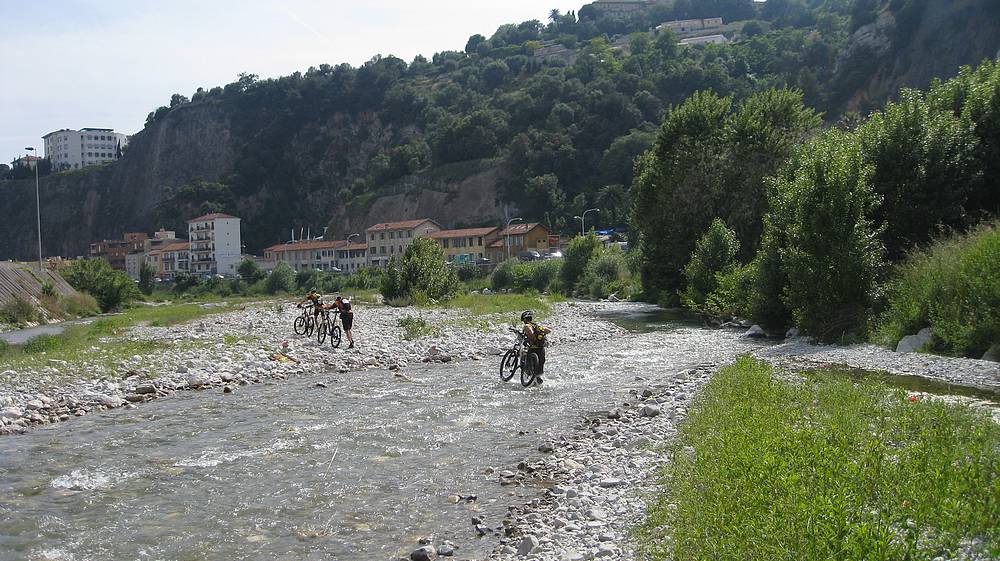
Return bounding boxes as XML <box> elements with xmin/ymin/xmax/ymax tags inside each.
<box><xmin>125</xmin><ymin>252</ymin><xmax>145</xmax><ymax>280</ymax></box>
<box><xmin>366</xmin><ymin>219</ymin><xmax>442</xmax><ymax>268</ymax></box>
<box><xmin>187</xmin><ymin>213</ymin><xmax>242</xmax><ymax>276</ymax></box>
<box><xmin>42</xmin><ymin>127</ymin><xmax>130</xmax><ymax>171</ymax></box>
<box><xmin>658</xmin><ymin>17</ymin><xmax>724</xmax><ymax>34</ymax></box>
<box><xmin>336</xmin><ymin>243</ymin><xmax>368</xmax><ymax>273</ymax></box>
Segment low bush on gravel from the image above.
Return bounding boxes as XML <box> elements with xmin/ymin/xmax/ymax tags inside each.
<box><xmin>0</xmin><ymin>296</ymin><xmax>37</xmax><ymax>326</ymax></box>
<box><xmin>398</xmin><ymin>315</ymin><xmax>435</xmax><ymax>340</ymax></box>
<box><xmin>874</xmin><ymin>220</ymin><xmax>1000</xmax><ymax>358</ymax></box>
<box><xmin>61</xmin><ymin>258</ymin><xmax>141</xmax><ymax>312</ymax></box>
<box><xmin>639</xmin><ymin>356</ymin><xmax>1000</xmax><ymax>561</ymax></box>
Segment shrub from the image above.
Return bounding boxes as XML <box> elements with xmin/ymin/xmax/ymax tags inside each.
<box><xmin>490</xmin><ymin>259</ymin><xmax>518</xmax><ymax>291</ymax></box>
<box><xmin>0</xmin><ymin>339</ymin><xmax>8</xmax><ymax>357</ymax></box>
<box><xmin>381</xmin><ymin>239</ymin><xmax>458</xmax><ymax>303</ymax></box>
<box><xmin>681</xmin><ymin>218</ymin><xmax>740</xmax><ymax>312</ymax></box>
<box><xmin>561</xmin><ymin>234</ymin><xmax>601</xmax><ymax>290</ymax></box>
<box><xmin>0</xmin><ymin>296</ymin><xmax>37</xmax><ymax>325</ymax></box>
<box><xmin>238</xmin><ymin>257</ymin><xmax>265</xmax><ymax>283</ymax></box>
<box><xmin>41</xmin><ymin>281</ymin><xmax>56</xmax><ymax>298</ymax></box>
<box><xmin>61</xmin><ymin>258</ymin><xmax>141</xmax><ymax>312</ymax></box>
<box><xmin>704</xmin><ymin>262</ymin><xmax>755</xmax><ymax>319</ymax></box>
<box><xmin>527</xmin><ymin>259</ymin><xmax>561</xmax><ymax>293</ymax></box>
<box><xmin>874</xmin><ymin>221</ymin><xmax>1000</xmax><ymax>357</ymax></box>
<box><xmin>265</xmin><ymin>262</ymin><xmax>296</xmax><ymax>294</ymax></box>
<box><xmin>576</xmin><ymin>246</ymin><xmax>633</xmax><ymax>299</ymax></box>
<box><xmin>23</xmin><ymin>334</ymin><xmax>59</xmax><ymax>354</ymax></box>
<box><xmin>138</xmin><ymin>263</ymin><xmax>155</xmax><ymax>295</ymax></box>
<box><xmin>455</xmin><ymin>263</ymin><xmax>483</xmax><ymax>282</ymax></box>
<box><xmin>172</xmin><ymin>273</ymin><xmax>200</xmax><ymax>293</ymax></box>
<box><xmin>398</xmin><ymin>315</ymin><xmax>435</xmax><ymax>339</ymax></box>
<box><xmin>60</xmin><ymin>293</ymin><xmax>100</xmax><ymax>317</ymax></box>
<box><xmin>295</xmin><ymin>269</ymin><xmax>323</xmax><ymax>291</ymax></box>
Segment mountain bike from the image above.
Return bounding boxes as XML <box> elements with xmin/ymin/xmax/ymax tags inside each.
<box><xmin>294</xmin><ymin>303</ymin><xmax>317</xmax><ymax>337</ymax></box>
<box><xmin>316</xmin><ymin>308</ymin><xmax>342</xmax><ymax>348</ymax></box>
<box><xmin>499</xmin><ymin>328</ymin><xmax>539</xmax><ymax>387</ymax></box>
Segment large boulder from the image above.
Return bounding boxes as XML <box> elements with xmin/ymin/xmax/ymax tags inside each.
<box><xmin>410</xmin><ymin>545</ymin><xmax>437</xmax><ymax>561</ymax></box>
<box><xmin>896</xmin><ymin>327</ymin><xmax>933</xmax><ymax>353</ymax></box>
<box><xmin>981</xmin><ymin>343</ymin><xmax>1000</xmax><ymax>362</ymax></box>
<box><xmin>742</xmin><ymin>325</ymin><xmax>767</xmax><ymax>339</ymax></box>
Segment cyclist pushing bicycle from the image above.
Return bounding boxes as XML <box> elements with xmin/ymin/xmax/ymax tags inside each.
<box><xmin>520</xmin><ymin>310</ymin><xmax>551</xmax><ymax>384</ymax></box>
<box><xmin>297</xmin><ymin>289</ymin><xmax>323</xmax><ymax>320</ymax></box>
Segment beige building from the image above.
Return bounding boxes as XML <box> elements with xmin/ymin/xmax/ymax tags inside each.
<box><xmin>680</xmin><ymin>34</ymin><xmax>729</xmax><ymax>46</ymax></box>
<box><xmin>591</xmin><ymin>0</ymin><xmax>651</xmax><ymax>16</ymax></box>
<box><xmin>263</xmin><ymin>240</ymin><xmax>346</xmax><ymax>272</ymax></box>
<box><xmin>366</xmin><ymin>219</ymin><xmax>442</xmax><ymax>268</ymax></box>
<box><xmin>657</xmin><ymin>17</ymin><xmax>724</xmax><ymax>34</ymax></box>
<box><xmin>429</xmin><ymin>227</ymin><xmax>500</xmax><ymax>265</ymax></box>
<box><xmin>335</xmin><ymin>243</ymin><xmax>369</xmax><ymax>273</ymax></box>
<box><xmin>488</xmin><ymin>223</ymin><xmax>551</xmax><ymax>263</ymax></box>
<box><xmin>160</xmin><ymin>242</ymin><xmax>190</xmax><ymax>279</ymax></box>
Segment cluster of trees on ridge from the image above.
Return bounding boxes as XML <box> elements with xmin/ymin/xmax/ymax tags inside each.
<box><xmin>136</xmin><ymin>0</ymin><xmax>919</xmax><ymax>251</ymax></box>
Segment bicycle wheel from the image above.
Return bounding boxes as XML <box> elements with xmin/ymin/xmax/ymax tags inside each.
<box><xmin>317</xmin><ymin>320</ymin><xmax>327</xmax><ymax>344</ymax></box>
<box><xmin>520</xmin><ymin>353</ymin><xmax>539</xmax><ymax>387</ymax></box>
<box><xmin>293</xmin><ymin>315</ymin><xmax>307</xmax><ymax>335</ymax></box>
<box><xmin>499</xmin><ymin>349</ymin><xmax>518</xmax><ymax>381</ymax></box>
<box><xmin>305</xmin><ymin>316</ymin><xmax>315</xmax><ymax>337</ymax></box>
<box><xmin>329</xmin><ymin>325</ymin><xmax>342</xmax><ymax>348</ymax></box>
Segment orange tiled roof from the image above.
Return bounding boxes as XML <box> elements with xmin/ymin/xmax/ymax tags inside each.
<box><xmin>365</xmin><ymin>219</ymin><xmax>440</xmax><ymax>232</ymax></box>
<box><xmin>498</xmin><ymin>222</ymin><xmax>547</xmax><ymax>236</ymax></box>
<box><xmin>429</xmin><ymin>227</ymin><xmax>499</xmax><ymax>239</ymax></box>
<box><xmin>161</xmin><ymin>242</ymin><xmax>190</xmax><ymax>252</ymax></box>
<box><xmin>187</xmin><ymin>213</ymin><xmax>239</xmax><ymax>223</ymax></box>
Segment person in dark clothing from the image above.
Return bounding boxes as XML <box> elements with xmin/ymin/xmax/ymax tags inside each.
<box><xmin>520</xmin><ymin>310</ymin><xmax>550</xmax><ymax>384</ymax></box>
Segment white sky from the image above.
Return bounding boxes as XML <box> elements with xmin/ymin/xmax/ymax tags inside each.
<box><xmin>0</xmin><ymin>0</ymin><xmax>581</xmax><ymax>164</ymax></box>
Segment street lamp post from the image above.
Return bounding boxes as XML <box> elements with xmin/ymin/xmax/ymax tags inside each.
<box><xmin>573</xmin><ymin>208</ymin><xmax>601</xmax><ymax>236</ymax></box>
<box><xmin>25</xmin><ymin>147</ymin><xmax>42</xmax><ymax>271</ymax></box>
<box><xmin>505</xmin><ymin>217</ymin><xmax>523</xmax><ymax>261</ymax></box>
<box><xmin>345</xmin><ymin>233</ymin><xmax>360</xmax><ymax>270</ymax></box>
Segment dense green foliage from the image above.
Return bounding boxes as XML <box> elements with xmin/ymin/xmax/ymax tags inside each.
<box><xmin>681</xmin><ymin>219</ymin><xmax>740</xmax><ymax>312</ymax></box>
<box><xmin>265</xmin><ymin>262</ymin><xmax>296</xmax><ymax>295</ymax></box>
<box><xmin>640</xmin><ymin>356</ymin><xmax>1000</xmax><ymax>560</ymax></box>
<box><xmin>762</xmin><ymin>131</ymin><xmax>884</xmax><ymax>340</ymax></box>
<box><xmin>0</xmin><ymin>296</ymin><xmax>37</xmax><ymax>326</ymax></box>
<box><xmin>380</xmin><ymin>238</ymin><xmax>459</xmax><ymax>303</ymax></box>
<box><xmin>490</xmin><ymin>259</ymin><xmax>562</xmax><ymax>293</ymax></box>
<box><xmin>642</xmin><ymin>56</ymin><xmax>1000</xmax><ymax>341</ymax></box>
<box><xmin>138</xmin><ymin>0</ymin><xmax>869</xmax><ymax>251</ymax></box>
<box><xmin>138</xmin><ymin>263</ymin><xmax>156</xmax><ymax>295</ymax></box>
<box><xmin>875</xmin><ymin>221</ymin><xmax>1000</xmax><ymax>357</ymax></box>
<box><xmin>560</xmin><ymin>233</ymin><xmax>602</xmax><ymax>290</ymax></box>
<box><xmin>61</xmin><ymin>259</ymin><xmax>141</xmax><ymax>312</ymax></box>
<box><xmin>632</xmin><ymin>89</ymin><xmax>820</xmax><ymax>299</ymax></box>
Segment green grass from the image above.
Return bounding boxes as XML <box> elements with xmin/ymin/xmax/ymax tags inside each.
<box><xmin>874</xmin><ymin>220</ymin><xmax>1000</xmax><ymax>357</ymax></box>
<box><xmin>639</xmin><ymin>356</ymin><xmax>1000</xmax><ymax>561</ymax></box>
<box><xmin>0</xmin><ymin>301</ymin><xmax>249</xmax><ymax>375</ymax></box>
<box><xmin>437</xmin><ymin>292</ymin><xmax>562</xmax><ymax>318</ymax></box>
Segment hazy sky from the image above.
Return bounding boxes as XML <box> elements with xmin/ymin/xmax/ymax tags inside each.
<box><xmin>0</xmin><ymin>0</ymin><xmax>581</xmax><ymax>164</ymax></box>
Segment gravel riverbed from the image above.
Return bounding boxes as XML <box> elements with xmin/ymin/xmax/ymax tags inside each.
<box><xmin>1</xmin><ymin>300</ymin><xmax>998</xmax><ymax>561</ymax></box>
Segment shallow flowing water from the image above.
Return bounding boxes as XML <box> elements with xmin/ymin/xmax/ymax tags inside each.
<box><xmin>0</xmin><ymin>307</ymin><xmax>762</xmax><ymax>561</ymax></box>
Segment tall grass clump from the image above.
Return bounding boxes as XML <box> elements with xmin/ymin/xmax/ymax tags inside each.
<box><xmin>874</xmin><ymin>220</ymin><xmax>1000</xmax><ymax>357</ymax></box>
<box><xmin>639</xmin><ymin>356</ymin><xmax>1000</xmax><ymax>561</ymax></box>
<box><xmin>0</xmin><ymin>296</ymin><xmax>38</xmax><ymax>326</ymax></box>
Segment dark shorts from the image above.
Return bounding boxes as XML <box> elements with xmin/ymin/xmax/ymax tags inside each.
<box><xmin>341</xmin><ymin>313</ymin><xmax>353</xmax><ymax>331</ymax></box>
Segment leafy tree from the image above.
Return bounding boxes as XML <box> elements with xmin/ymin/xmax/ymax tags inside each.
<box><xmin>61</xmin><ymin>259</ymin><xmax>141</xmax><ymax>312</ymax></box>
<box><xmin>681</xmin><ymin>219</ymin><xmax>740</xmax><ymax>311</ymax></box>
<box><xmin>399</xmin><ymin>238</ymin><xmax>459</xmax><ymax>301</ymax></box>
<box><xmin>238</xmin><ymin>257</ymin><xmax>265</xmax><ymax>283</ymax></box>
<box><xmin>265</xmin><ymin>262</ymin><xmax>296</xmax><ymax>294</ymax></box>
<box><xmin>465</xmin><ymin>34</ymin><xmax>486</xmax><ymax>54</ymax></box>
<box><xmin>765</xmin><ymin>130</ymin><xmax>884</xmax><ymax>340</ymax></box>
<box><xmin>138</xmin><ymin>263</ymin><xmax>156</xmax><ymax>295</ymax></box>
<box><xmin>561</xmin><ymin>233</ymin><xmax>602</xmax><ymax>290</ymax></box>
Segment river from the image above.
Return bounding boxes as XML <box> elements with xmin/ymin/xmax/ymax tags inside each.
<box><xmin>0</xmin><ymin>308</ymin><xmax>762</xmax><ymax>561</ymax></box>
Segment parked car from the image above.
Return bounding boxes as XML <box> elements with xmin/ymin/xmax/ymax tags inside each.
<box><xmin>517</xmin><ymin>250</ymin><xmax>542</xmax><ymax>261</ymax></box>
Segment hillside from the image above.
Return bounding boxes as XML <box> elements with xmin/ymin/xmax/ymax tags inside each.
<box><xmin>1</xmin><ymin>0</ymin><xmax>998</xmax><ymax>259</ymax></box>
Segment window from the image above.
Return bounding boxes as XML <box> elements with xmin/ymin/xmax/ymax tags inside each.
<box><xmin>478</xmin><ymin>237</ymin><xmax>483</xmax><ymax>246</ymax></box>
<box><xmin>380</xmin><ymin>233</ymin><xmax>385</xmax><ymax>240</ymax></box>
<box><xmin>380</xmin><ymin>246</ymin><xmax>386</xmax><ymax>254</ymax></box>
<box><xmin>407</xmin><ymin>231</ymin><xmax>413</xmax><ymax>238</ymax></box>
<box><xmin>442</xmin><ymin>239</ymin><xmax>449</xmax><ymax>249</ymax></box>
<box><xmin>390</xmin><ymin>232</ymin><xmax>395</xmax><ymax>239</ymax></box>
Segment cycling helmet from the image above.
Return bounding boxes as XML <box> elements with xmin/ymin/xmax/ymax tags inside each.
<box><xmin>520</xmin><ymin>310</ymin><xmax>534</xmax><ymax>323</ymax></box>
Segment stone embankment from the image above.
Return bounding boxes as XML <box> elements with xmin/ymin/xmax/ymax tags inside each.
<box><xmin>0</xmin><ymin>301</ymin><xmax>623</xmax><ymax>435</ymax></box>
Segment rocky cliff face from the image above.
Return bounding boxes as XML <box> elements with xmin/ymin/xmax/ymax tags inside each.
<box><xmin>0</xmin><ymin>102</ymin><xmax>236</xmax><ymax>259</ymax></box>
<box><xmin>837</xmin><ymin>0</ymin><xmax>1000</xmax><ymax>114</ymax></box>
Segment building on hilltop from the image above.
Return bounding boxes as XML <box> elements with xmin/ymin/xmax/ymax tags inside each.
<box><xmin>680</xmin><ymin>34</ymin><xmax>729</xmax><ymax>46</ymax></box>
<box><xmin>428</xmin><ymin>227</ymin><xmax>500</xmax><ymax>265</ymax></box>
<box><xmin>590</xmin><ymin>0</ymin><xmax>652</xmax><ymax>17</ymax></box>
<box><xmin>366</xmin><ymin>219</ymin><xmax>442</xmax><ymax>268</ymax></box>
<box><xmin>13</xmin><ymin>155</ymin><xmax>43</xmax><ymax>170</ymax></box>
<box><xmin>657</xmin><ymin>17</ymin><xmax>724</xmax><ymax>35</ymax></box>
<box><xmin>187</xmin><ymin>213</ymin><xmax>242</xmax><ymax>277</ymax></box>
<box><xmin>42</xmin><ymin>127</ymin><xmax>129</xmax><ymax>171</ymax></box>
<box><xmin>532</xmin><ymin>40</ymin><xmax>578</xmax><ymax>64</ymax></box>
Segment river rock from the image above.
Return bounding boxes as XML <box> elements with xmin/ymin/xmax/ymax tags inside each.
<box><xmin>538</xmin><ymin>442</ymin><xmax>555</xmax><ymax>453</ymax></box>
<box><xmin>26</xmin><ymin>399</ymin><xmax>44</xmax><ymax>410</ymax></box>
<box><xmin>517</xmin><ymin>535</ymin><xmax>539</xmax><ymax>556</ymax></box>
<box><xmin>742</xmin><ymin>325</ymin><xmax>766</xmax><ymax>339</ymax></box>
<box><xmin>785</xmin><ymin>327</ymin><xmax>800</xmax><ymax>338</ymax></box>
<box><xmin>135</xmin><ymin>384</ymin><xmax>156</xmax><ymax>395</ymax></box>
<box><xmin>981</xmin><ymin>343</ymin><xmax>1000</xmax><ymax>362</ymax></box>
<box><xmin>640</xmin><ymin>404</ymin><xmax>661</xmax><ymax>417</ymax></box>
<box><xmin>410</xmin><ymin>545</ymin><xmax>437</xmax><ymax>561</ymax></box>
<box><xmin>896</xmin><ymin>328</ymin><xmax>933</xmax><ymax>353</ymax></box>
<box><xmin>89</xmin><ymin>393</ymin><xmax>124</xmax><ymax>408</ymax></box>
<box><xmin>1</xmin><ymin>407</ymin><xmax>23</xmax><ymax>420</ymax></box>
